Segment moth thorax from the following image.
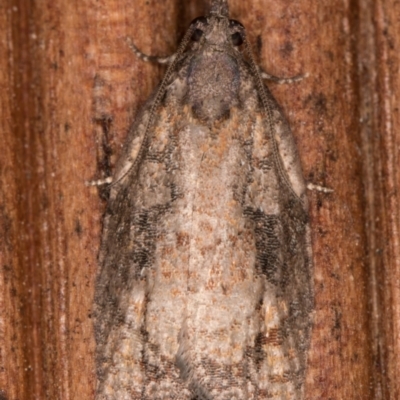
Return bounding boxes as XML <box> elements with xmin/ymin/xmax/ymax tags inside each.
<box><xmin>188</xmin><ymin>52</ymin><xmax>240</xmax><ymax>123</ymax></box>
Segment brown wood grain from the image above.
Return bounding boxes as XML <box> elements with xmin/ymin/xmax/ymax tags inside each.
<box><xmin>0</xmin><ymin>0</ymin><xmax>398</xmax><ymax>399</ymax></box>
<box><xmin>358</xmin><ymin>0</ymin><xmax>400</xmax><ymax>398</ymax></box>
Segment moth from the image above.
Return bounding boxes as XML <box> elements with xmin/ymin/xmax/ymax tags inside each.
<box><xmin>94</xmin><ymin>0</ymin><xmax>313</xmax><ymax>399</ymax></box>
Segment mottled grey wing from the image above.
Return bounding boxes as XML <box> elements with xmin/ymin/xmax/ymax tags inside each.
<box><xmin>93</xmin><ymin>87</ymin><xmax>171</xmax><ymax>395</ymax></box>
<box><xmin>247</xmin><ymin>81</ymin><xmax>314</xmax><ymax>395</ymax></box>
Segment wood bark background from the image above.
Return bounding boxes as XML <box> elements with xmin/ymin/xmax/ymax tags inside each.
<box><xmin>1</xmin><ymin>0</ymin><xmax>399</xmax><ymax>399</ymax></box>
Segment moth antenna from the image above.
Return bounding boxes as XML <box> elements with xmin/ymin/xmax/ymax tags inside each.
<box><xmin>209</xmin><ymin>0</ymin><xmax>229</xmax><ymax>17</ymax></box>
<box><xmin>243</xmin><ymin>36</ymin><xmax>302</xmax><ymax>203</ymax></box>
<box><xmin>110</xmin><ymin>25</ymin><xmax>196</xmax><ymax>188</ymax></box>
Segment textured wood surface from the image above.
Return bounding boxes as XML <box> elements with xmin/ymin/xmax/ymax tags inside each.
<box><xmin>358</xmin><ymin>0</ymin><xmax>400</xmax><ymax>398</ymax></box>
<box><xmin>0</xmin><ymin>0</ymin><xmax>399</xmax><ymax>399</ymax></box>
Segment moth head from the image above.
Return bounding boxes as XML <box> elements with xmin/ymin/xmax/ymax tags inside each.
<box><xmin>209</xmin><ymin>0</ymin><xmax>229</xmax><ymax>17</ymax></box>
<box><xmin>189</xmin><ymin>15</ymin><xmax>245</xmax><ymax>50</ymax></box>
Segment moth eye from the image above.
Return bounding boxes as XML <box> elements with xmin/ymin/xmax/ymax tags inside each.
<box><xmin>192</xmin><ymin>29</ymin><xmax>204</xmax><ymax>42</ymax></box>
<box><xmin>190</xmin><ymin>16</ymin><xmax>208</xmax><ymax>42</ymax></box>
<box><xmin>229</xmin><ymin>19</ymin><xmax>244</xmax><ymax>29</ymax></box>
<box><xmin>231</xmin><ymin>32</ymin><xmax>244</xmax><ymax>46</ymax></box>
<box><xmin>229</xmin><ymin>19</ymin><xmax>244</xmax><ymax>46</ymax></box>
<box><xmin>190</xmin><ymin>16</ymin><xmax>208</xmax><ymax>28</ymax></box>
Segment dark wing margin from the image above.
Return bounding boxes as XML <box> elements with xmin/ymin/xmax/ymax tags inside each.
<box><xmin>263</xmin><ymin>84</ymin><xmax>314</xmax><ymax>389</ymax></box>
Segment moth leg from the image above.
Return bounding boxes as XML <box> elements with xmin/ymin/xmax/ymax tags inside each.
<box><xmin>127</xmin><ymin>37</ymin><xmax>176</xmax><ymax>65</ymax></box>
<box><xmin>307</xmin><ymin>182</ymin><xmax>333</xmax><ymax>193</ymax></box>
<box><xmin>260</xmin><ymin>70</ymin><xmax>308</xmax><ymax>84</ymax></box>
<box><xmin>85</xmin><ymin>176</ymin><xmax>113</xmax><ymax>187</ymax></box>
